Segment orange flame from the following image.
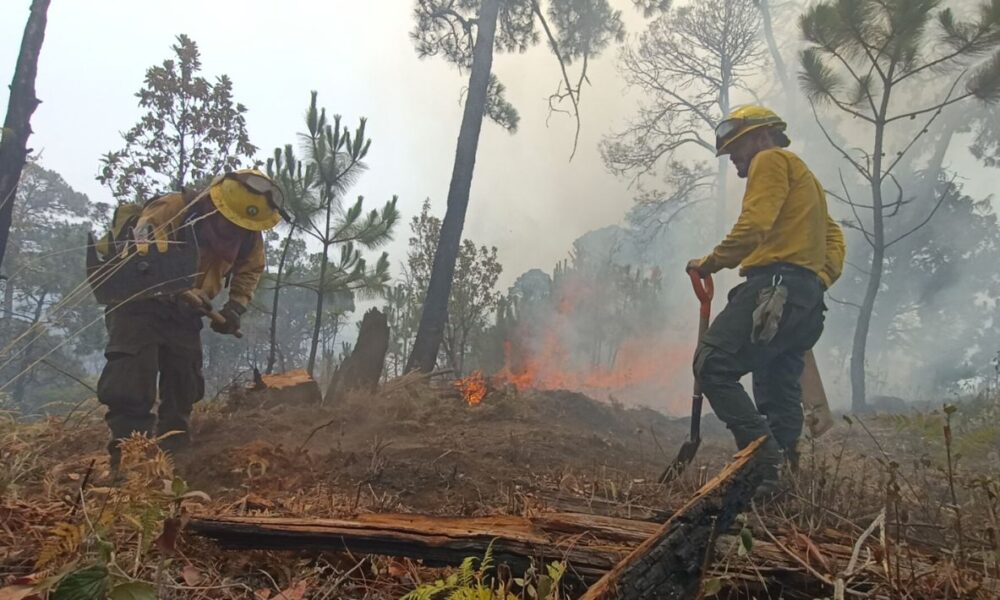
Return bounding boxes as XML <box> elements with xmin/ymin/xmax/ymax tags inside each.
<box><xmin>496</xmin><ymin>335</ymin><xmax>691</xmax><ymax>411</ymax></box>
<box><xmin>493</xmin><ymin>269</ymin><xmax>693</xmax><ymax>413</ymax></box>
<box><xmin>454</xmin><ymin>370</ymin><xmax>488</xmax><ymax>406</ymax></box>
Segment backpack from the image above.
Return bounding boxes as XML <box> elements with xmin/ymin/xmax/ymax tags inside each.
<box><xmin>86</xmin><ymin>194</ymin><xmax>200</xmax><ymax>305</ymax></box>
<box><xmin>92</xmin><ymin>201</ymin><xmax>144</xmax><ymax>259</ymax></box>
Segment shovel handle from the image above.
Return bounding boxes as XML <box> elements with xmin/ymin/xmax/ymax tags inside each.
<box><xmin>689</xmin><ymin>271</ymin><xmax>713</xmax><ymax>439</ymax></box>
<box><xmin>179</xmin><ymin>290</ymin><xmax>243</xmax><ymax>339</ymax></box>
<box><xmin>660</xmin><ymin>272</ymin><xmax>716</xmax><ymax>484</ymax></box>
<box><xmin>688</xmin><ymin>270</ymin><xmax>714</xmax><ymax>316</ymax></box>
<box><xmin>205</xmin><ymin>308</ymin><xmax>244</xmax><ymax>339</ymax></box>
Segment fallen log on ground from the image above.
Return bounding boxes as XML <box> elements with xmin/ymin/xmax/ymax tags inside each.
<box><xmin>579</xmin><ymin>436</ymin><xmax>767</xmax><ymax>599</ymax></box>
<box><xmin>187</xmin><ymin>448</ymin><xmax>998</xmax><ymax>599</ymax></box>
<box><xmin>534</xmin><ymin>491</ymin><xmax>668</xmax><ymax>522</ymax></box>
<box><xmin>188</xmin><ymin>511</ymin><xmax>658</xmax><ymax>581</ymax></box>
<box><xmin>189</xmin><ymin>440</ymin><xmax>765</xmax><ymax>588</ymax></box>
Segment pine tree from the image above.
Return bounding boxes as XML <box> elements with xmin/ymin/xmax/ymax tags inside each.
<box><xmin>293</xmin><ymin>92</ymin><xmax>399</xmax><ymax>376</ymax></box>
<box><xmin>799</xmin><ymin>0</ymin><xmax>1000</xmax><ymax>409</ymax></box>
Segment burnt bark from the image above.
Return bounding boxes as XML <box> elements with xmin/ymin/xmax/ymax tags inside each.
<box><xmin>325</xmin><ymin>308</ymin><xmax>389</xmax><ymax>403</ymax></box>
<box><xmin>406</xmin><ymin>0</ymin><xmax>500</xmax><ymax>373</ymax></box>
<box><xmin>580</xmin><ymin>438</ymin><xmax>767</xmax><ymax>599</ymax></box>
<box><xmin>189</xmin><ymin>441</ymin><xmax>768</xmax><ymax>596</ymax></box>
<box><xmin>0</xmin><ymin>0</ymin><xmax>50</xmax><ymax>274</ymax></box>
<box><xmin>189</xmin><ymin>511</ymin><xmax>652</xmax><ymax>583</ymax></box>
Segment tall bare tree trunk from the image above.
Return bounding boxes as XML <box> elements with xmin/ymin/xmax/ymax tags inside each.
<box><xmin>758</xmin><ymin>0</ymin><xmax>790</xmax><ymax>97</ymax></box>
<box><xmin>850</xmin><ymin>96</ymin><xmax>891</xmax><ymax>411</ymax></box>
<box><xmin>307</xmin><ymin>215</ymin><xmax>331</xmax><ymax>376</ymax></box>
<box><xmin>716</xmin><ymin>67</ymin><xmax>731</xmax><ymax>240</ymax></box>
<box><xmin>267</xmin><ymin>223</ymin><xmax>297</xmax><ymax>374</ymax></box>
<box><xmin>923</xmin><ymin>112</ymin><xmax>960</xmax><ymax>188</ymax></box>
<box><xmin>851</xmin><ymin>240</ymin><xmax>882</xmax><ymax>411</ymax></box>
<box><xmin>12</xmin><ymin>288</ymin><xmax>47</xmax><ymax>404</ymax></box>
<box><xmin>0</xmin><ymin>0</ymin><xmax>50</xmax><ymax>274</ymax></box>
<box><xmin>406</xmin><ymin>0</ymin><xmax>500</xmax><ymax>373</ymax></box>
<box><xmin>1</xmin><ymin>262</ymin><xmax>14</xmax><ymax>329</ymax></box>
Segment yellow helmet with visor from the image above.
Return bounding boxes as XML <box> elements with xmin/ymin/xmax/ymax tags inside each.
<box><xmin>207</xmin><ymin>169</ymin><xmax>285</xmax><ymax>232</ymax></box>
<box><xmin>715</xmin><ymin>105</ymin><xmax>788</xmax><ymax>156</ymax></box>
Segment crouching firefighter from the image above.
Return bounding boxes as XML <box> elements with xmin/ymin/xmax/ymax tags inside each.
<box><xmin>686</xmin><ymin>106</ymin><xmax>845</xmax><ymax>495</ymax></box>
<box><xmin>86</xmin><ymin>170</ymin><xmax>284</xmax><ymax>469</ymax></box>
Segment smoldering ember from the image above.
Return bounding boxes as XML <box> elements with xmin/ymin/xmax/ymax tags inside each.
<box><xmin>2</xmin><ymin>1</ymin><xmax>1000</xmax><ymax>598</ymax></box>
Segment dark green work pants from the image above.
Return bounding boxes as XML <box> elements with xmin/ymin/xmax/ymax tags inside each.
<box><xmin>97</xmin><ymin>300</ymin><xmax>204</xmax><ymax>457</ymax></box>
<box><xmin>693</xmin><ymin>265</ymin><xmax>826</xmax><ymax>469</ymax></box>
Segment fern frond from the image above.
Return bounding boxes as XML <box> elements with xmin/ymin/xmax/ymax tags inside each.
<box><xmin>400</xmin><ymin>578</ymin><xmax>451</xmax><ymax>600</ymax></box>
<box><xmin>457</xmin><ymin>555</ymin><xmax>478</xmax><ymax>587</ymax></box>
<box><xmin>35</xmin><ymin>522</ymin><xmax>85</xmax><ymax>569</ymax></box>
<box><xmin>479</xmin><ymin>539</ymin><xmax>496</xmax><ymax>577</ymax></box>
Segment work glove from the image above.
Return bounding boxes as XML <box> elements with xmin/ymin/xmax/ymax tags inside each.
<box><xmin>179</xmin><ymin>288</ymin><xmax>214</xmax><ymax>315</ymax></box>
<box><xmin>211</xmin><ymin>300</ymin><xmax>244</xmax><ymax>335</ymax></box>
<box><xmin>685</xmin><ymin>258</ymin><xmax>710</xmax><ymax>277</ymax></box>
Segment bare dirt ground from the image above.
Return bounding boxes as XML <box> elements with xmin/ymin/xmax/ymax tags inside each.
<box><xmin>177</xmin><ymin>383</ymin><xmax>735</xmax><ymax>517</ymax></box>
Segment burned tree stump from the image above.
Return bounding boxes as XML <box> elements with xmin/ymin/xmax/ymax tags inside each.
<box><xmin>231</xmin><ymin>369</ymin><xmax>322</xmax><ymax>411</ymax></box>
<box><xmin>325</xmin><ymin>308</ymin><xmax>389</xmax><ymax>403</ymax></box>
<box><xmin>579</xmin><ymin>437</ymin><xmax>768</xmax><ymax>600</ymax></box>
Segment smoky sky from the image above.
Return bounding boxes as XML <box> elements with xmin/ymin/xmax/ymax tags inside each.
<box><xmin>2</xmin><ymin>1</ymin><xmax>991</xmax><ymax>284</ymax></box>
<box><xmin>0</xmin><ymin>1</ymin><xmax>658</xmax><ymax>288</ymax></box>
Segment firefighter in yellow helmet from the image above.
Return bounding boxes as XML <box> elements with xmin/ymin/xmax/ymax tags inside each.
<box><xmin>96</xmin><ymin>169</ymin><xmax>283</xmax><ymax>470</ymax></box>
<box><xmin>686</xmin><ymin>105</ymin><xmax>845</xmax><ymax>496</ymax></box>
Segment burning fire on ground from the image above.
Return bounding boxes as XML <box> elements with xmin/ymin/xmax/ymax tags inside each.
<box><xmin>495</xmin><ymin>335</ymin><xmax>692</xmax><ymax>412</ymax></box>
<box><xmin>454</xmin><ymin>370</ymin><xmax>488</xmax><ymax>406</ymax></box>
<box><xmin>454</xmin><ymin>265</ymin><xmax>695</xmax><ymax>413</ymax></box>
<box><xmin>454</xmin><ymin>338</ymin><xmax>691</xmax><ymax>412</ymax></box>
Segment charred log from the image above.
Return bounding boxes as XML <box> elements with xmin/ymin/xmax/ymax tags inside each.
<box><xmin>188</xmin><ymin>511</ymin><xmax>652</xmax><ymax>582</ymax></box>
<box><xmin>579</xmin><ymin>437</ymin><xmax>768</xmax><ymax>599</ymax></box>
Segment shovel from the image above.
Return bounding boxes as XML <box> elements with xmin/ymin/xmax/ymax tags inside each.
<box><xmin>658</xmin><ymin>270</ymin><xmax>714</xmax><ymax>484</ymax></box>
<box><xmin>178</xmin><ymin>289</ymin><xmax>244</xmax><ymax>339</ymax></box>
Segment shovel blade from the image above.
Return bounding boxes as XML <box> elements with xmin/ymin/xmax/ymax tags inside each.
<box><xmin>657</xmin><ymin>437</ymin><xmax>702</xmax><ymax>484</ymax></box>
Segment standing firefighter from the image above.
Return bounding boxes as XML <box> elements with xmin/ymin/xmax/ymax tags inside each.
<box><xmin>687</xmin><ymin>106</ymin><xmax>845</xmax><ymax>494</ymax></box>
<box><xmin>87</xmin><ymin>170</ymin><xmax>283</xmax><ymax>469</ymax></box>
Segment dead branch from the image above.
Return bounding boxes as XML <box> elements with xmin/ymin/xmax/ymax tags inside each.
<box><xmin>531</xmin><ymin>0</ymin><xmax>583</xmax><ymax>160</ymax></box>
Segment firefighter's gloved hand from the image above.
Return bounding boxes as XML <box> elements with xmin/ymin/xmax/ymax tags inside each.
<box><xmin>211</xmin><ymin>300</ymin><xmax>244</xmax><ymax>335</ymax></box>
<box><xmin>181</xmin><ymin>289</ymin><xmax>214</xmax><ymax>315</ymax></box>
<box><xmin>686</xmin><ymin>258</ymin><xmax>710</xmax><ymax>277</ymax></box>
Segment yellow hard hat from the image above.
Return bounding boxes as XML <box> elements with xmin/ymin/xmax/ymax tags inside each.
<box><xmin>207</xmin><ymin>169</ymin><xmax>283</xmax><ymax>232</ymax></box>
<box><xmin>715</xmin><ymin>105</ymin><xmax>788</xmax><ymax>156</ymax></box>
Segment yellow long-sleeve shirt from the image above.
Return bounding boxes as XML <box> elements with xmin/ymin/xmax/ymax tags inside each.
<box><xmin>134</xmin><ymin>192</ymin><xmax>266</xmax><ymax>308</ymax></box>
<box><xmin>699</xmin><ymin>148</ymin><xmax>845</xmax><ymax>288</ymax></box>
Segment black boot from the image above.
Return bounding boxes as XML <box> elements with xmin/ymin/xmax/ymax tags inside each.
<box><xmin>157</xmin><ymin>429</ymin><xmax>191</xmax><ymax>458</ymax></box>
<box><xmin>107</xmin><ymin>439</ymin><xmax>123</xmax><ymax>484</ymax></box>
<box><xmin>753</xmin><ymin>441</ymin><xmax>787</xmax><ymax>501</ymax></box>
